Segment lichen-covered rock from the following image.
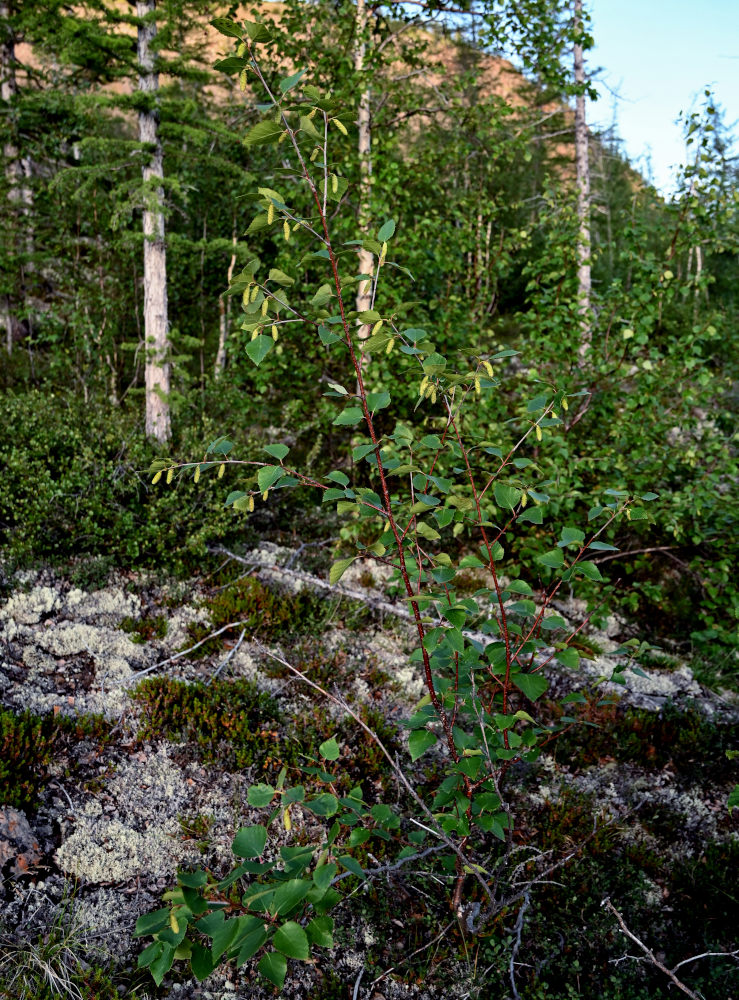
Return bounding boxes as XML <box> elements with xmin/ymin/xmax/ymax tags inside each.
<box><xmin>0</xmin><ymin>806</ymin><xmax>42</xmax><ymax>875</ymax></box>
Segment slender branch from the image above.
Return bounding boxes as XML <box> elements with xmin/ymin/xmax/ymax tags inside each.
<box><xmin>601</xmin><ymin>897</ymin><xmax>702</xmax><ymax>1000</ymax></box>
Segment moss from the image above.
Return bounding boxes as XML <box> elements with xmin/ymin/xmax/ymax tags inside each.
<box><xmin>132</xmin><ymin>676</ymin><xmax>289</xmax><ymax>772</ymax></box>
<box><xmin>0</xmin><ymin>709</ymin><xmax>112</xmax><ymax>811</ymax></box>
<box><xmin>183</xmin><ymin>575</ymin><xmax>335</xmax><ymax>655</ymax></box>
<box><xmin>120</xmin><ymin>613</ymin><xmax>168</xmax><ymax>644</ymax></box>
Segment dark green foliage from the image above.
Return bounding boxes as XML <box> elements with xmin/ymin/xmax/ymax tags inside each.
<box><xmin>120</xmin><ymin>614</ymin><xmax>169</xmax><ymax>644</ymax></box>
<box><xmin>132</xmin><ymin>677</ymin><xmax>285</xmax><ymax>771</ymax></box>
<box><xmin>0</xmin><ymin>391</ymin><xmax>250</xmax><ymax>575</ymax></box>
<box><xmin>0</xmin><ymin>709</ymin><xmax>111</xmax><ymax>811</ymax></box>
<box><xmin>552</xmin><ymin>701</ymin><xmax>738</xmax><ymax>781</ymax></box>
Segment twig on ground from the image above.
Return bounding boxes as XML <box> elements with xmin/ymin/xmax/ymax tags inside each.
<box><xmin>509</xmin><ymin>890</ymin><xmax>531</xmax><ymax>1000</ymax></box>
<box><xmin>208</xmin><ymin>627</ymin><xmax>246</xmax><ymax>685</ymax></box>
<box><xmin>602</xmin><ymin>897</ymin><xmax>703</xmax><ymax>999</ymax></box>
<box><xmin>127</xmin><ymin>619</ymin><xmax>251</xmax><ymax>681</ymax></box>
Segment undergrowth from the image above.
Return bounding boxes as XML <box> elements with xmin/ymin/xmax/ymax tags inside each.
<box><xmin>0</xmin><ymin>709</ymin><xmax>112</xmax><ymax>812</ymax></box>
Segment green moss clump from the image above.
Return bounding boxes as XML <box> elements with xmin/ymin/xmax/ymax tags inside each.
<box><xmin>120</xmin><ymin>614</ymin><xmax>168</xmax><ymax>644</ymax></box>
<box><xmin>0</xmin><ymin>709</ymin><xmax>112</xmax><ymax>811</ymax></box>
<box><xmin>184</xmin><ymin>576</ymin><xmax>335</xmax><ymax>655</ymax></box>
<box><xmin>132</xmin><ymin>677</ymin><xmax>286</xmax><ymax>771</ymax></box>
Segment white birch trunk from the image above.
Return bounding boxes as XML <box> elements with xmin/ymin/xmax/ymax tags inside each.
<box><xmin>1</xmin><ymin>0</ymin><xmax>32</xmax><ymax>356</ymax></box>
<box><xmin>214</xmin><ymin>225</ymin><xmax>237</xmax><ymax>377</ymax></box>
<box><xmin>574</xmin><ymin>0</ymin><xmax>591</xmax><ymax>360</ymax></box>
<box><xmin>137</xmin><ymin>0</ymin><xmax>171</xmax><ymax>442</ymax></box>
<box><xmin>354</xmin><ymin>0</ymin><xmax>374</xmax><ymax>344</ymax></box>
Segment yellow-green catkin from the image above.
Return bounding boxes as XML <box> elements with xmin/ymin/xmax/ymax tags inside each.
<box><xmin>385</xmin><ymin>338</ymin><xmax>395</xmax><ymax>354</ymax></box>
<box><xmin>166</xmin><ymin>467</ymin><xmax>174</xmax><ymax>484</ymax></box>
<box><xmin>151</xmin><ymin>470</ymin><xmax>162</xmax><ymax>485</ymax></box>
<box><xmin>194</xmin><ymin>465</ymin><xmax>201</xmax><ymax>484</ymax></box>
<box><xmin>267</xmin><ymin>203</ymin><xmax>275</xmax><ymax>225</ymax></box>
<box><xmin>271</xmin><ymin>325</ymin><xmax>279</xmax><ymax>341</ymax></box>
<box><xmin>248</xmin><ymin>495</ymin><xmax>255</xmax><ymax>513</ymax></box>
<box><xmin>332</xmin><ymin>118</ymin><xmax>348</xmax><ymax>136</ymax></box>
<box><xmin>283</xmin><ymin>220</ymin><xmax>290</xmax><ymax>242</ymax></box>
<box><xmin>535</xmin><ymin>425</ymin><xmax>543</xmax><ymax>442</ymax></box>
<box><xmin>218</xmin><ymin>464</ymin><xmax>225</xmax><ymax>479</ymax></box>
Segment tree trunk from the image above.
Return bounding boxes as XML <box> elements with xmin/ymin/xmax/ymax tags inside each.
<box><xmin>137</xmin><ymin>0</ymin><xmax>171</xmax><ymax>442</ymax></box>
<box><xmin>214</xmin><ymin>223</ymin><xmax>237</xmax><ymax>378</ymax></box>
<box><xmin>354</xmin><ymin>0</ymin><xmax>373</xmax><ymax>344</ymax></box>
<box><xmin>1</xmin><ymin>0</ymin><xmax>32</xmax><ymax>356</ymax></box>
<box><xmin>573</xmin><ymin>0</ymin><xmax>591</xmax><ymax>360</ymax></box>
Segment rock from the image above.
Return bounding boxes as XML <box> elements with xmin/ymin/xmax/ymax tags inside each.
<box><xmin>0</xmin><ymin>806</ymin><xmax>43</xmax><ymax>875</ymax></box>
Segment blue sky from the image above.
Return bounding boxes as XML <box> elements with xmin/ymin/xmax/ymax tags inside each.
<box><xmin>589</xmin><ymin>0</ymin><xmax>738</xmax><ymax>194</ymax></box>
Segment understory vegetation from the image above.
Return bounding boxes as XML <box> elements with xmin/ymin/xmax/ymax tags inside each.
<box><xmin>1</xmin><ymin>1</ymin><xmax>737</xmax><ymax>998</ymax></box>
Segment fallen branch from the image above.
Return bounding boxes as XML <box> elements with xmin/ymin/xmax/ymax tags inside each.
<box><xmin>602</xmin><ymin>897</ymin><xmax>702</xmax><ymax>999</ymax></box>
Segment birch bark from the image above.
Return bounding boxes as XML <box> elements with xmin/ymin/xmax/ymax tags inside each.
<box><xmin>1</xmin><ymin>0</ymin><xmax>32</xmax><ymax>356</ymax></box>
<box><xmin>573</xmin><ymin>0</ymin><xmax>591</xmax><ymax>359</ymax></box>
<box><xmin>137</xmin><ymin>0</ymin><xmax>171</xmax><ymax>442</ymax></box>
<box><xmin>354</xmin><ymin>0</ymin><xmax>374</xmax><ymax>344</ymax></box>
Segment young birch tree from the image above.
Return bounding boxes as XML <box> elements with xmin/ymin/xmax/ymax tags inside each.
<box><xmin>137</xmin><ymin>0</ymin><xmax>171</xmax><ymax>442</ymax></box>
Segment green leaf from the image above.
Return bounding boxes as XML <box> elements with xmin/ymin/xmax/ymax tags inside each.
<box><xmin>264</xmin><ymin>444</ymin><xmax>289</xmax><ymax>461</ymax></box>
<box><xmin>257</xmin><ymin>465</ymin><xmax>283</xmax><ymax>492</ymax></box>
<box><xmin>214</xmin><ymin>56</ymin><xmax>247</xmax><ymax>74</ymax></box>
<box><xmin>319</xmin><ymin>325</ymin><xmax>342</xmax><ymax>345</ymax></box>
<box><xmin>245</xmin><ymin>334</ymin><xmax>274</xmax><ymax>366</ymax></box>
<box><xmin>574</xmin><ymin>561</ymin><xmax>604</xmax><ymax>582</ymax></box>
<box><xmin>511</xmin><ymin>672</ymin><xmax>548</xmax><ymax>701</ymax></box>
<box><xmin>313</xmin><ymin>863</ymin><xmax>338</xmax><ymax>889</ymax></box>
<box><xmin>273</xmin><ymin>922</ymin><xmax>310</xmax><ymax>960</ymax></box>
<box><xmin>494</xmin><ymin>483</ymin><xmax>521</xmax><ymax>509</ymax></box>
<box><xmin>431</xmin><ymin>565</ymin><xmax>455</xmax><ymax>584</ymax></box>
<box><xmin>243</xmin><ymin>20</ymin><xmax>271</xmax><ymax>42</ymax></box>
<box><xmin>519</xmin><ymin>507</ymin><xmax>544</xmax><ymax>524</ymax></box>
<box><xmin>210</xmin><ymin>17</ymin><xmax>243</xmax><ymax>38</ymax></box>
<box><xmin>232</xmin><ymin>825</ymin><xmax>267</xmax><ymax>858</ymax></box>
<box><xmin>259</xmin><ymin>952</ymin><xmax>287</xmax><ymax>990</ymax></box>
<box><xmin>588</xmin><ymin>540</ymin><xmax>619</xmax><ymax>552</ymax></box>
<box><xmin>149</xmin><ymin>943</ymin><xmax>176</xmax><ymax>987</ymax></box>
<box><xmin>367</xmin><ymin>391</ymin><xmax>391</xmax><ymax>411</ymax></box>
<box><xmin>339</xmin><ymin>855</ymin><xmax>365</xmax><ymax>878</ymax></box>
<box><xmin>190</xmin><ymin>941</ymin><xmax>216</xmax><ymax>981</ymax></box>
<box><xmin>508</xmin><ymin>600</ymin><xmax>536</xmax><ymax>616</ymax></box>
<box><xmin>178</xmin><ymin>869</ymin><xmax>207</xmax><ymax>888</ymax></box>
<box><xmin>408</xmin><ymin>729</ymin><xmax>437</xmax><ymax>761</ymax></box>
<box><xmin>235</xmin><ymin>925</ymin><xmax>269</xmax><ymax>966</ymax></box>
<box><xmin>268</xmin><ymin>268</ymin><xmax>294</xmax><ymax>287</ymax></box>
<box><xmin>728</xmin><ymin>785</ymin><xmax>739</xmax><ymax>815</ymax></box>
<box><xmin>280</xmin><ymin>68</ymin><xmax>307</xmax><ymax>93</ymax></box>
<box><xmin>271</xmin><ymin>879</ymin><xmax>312</xmax><ymax>916</ymax></box>
<box><xmin>559</xmin><ymin>526</ymin><xmax>585</xmax><ymax>548</ymax></box>
<box><xmin>247</xmin><ymin>783</ymin><xmax>275</xmax><ymax>807</ymax></box>
<box><xmin>134</xmin><ymin>908</ymin><xmax>170</xmax><ymax>938</ymax></box>
<box><xmin>540</xmin><ymin>614</ymin><xmax>567</xmax><ymax>630</ymax></box>
<box><xmin>243</xmin><ymin>120</ymin><xmax>283</xmax><ymax>147</ymax></box>
<box><xmin>422</xmin><ymin>352</ymin><xmax>446</xmax><ymax>375</ymax></box>
<box><xmin>319</xmin><ymin>737</ymin><xmax>340</xmax><ymax>761</ymax></box>
<box><xmin>305</xmin><ymin>793</ymin><xmax>339</xmax><ymax>817</ymax></box>
<box><xmin>333</xmin><ymin>407</ymin><xmax>364</xmax><ymax>426</ymax></box>
<box><xmin>306</xmin><ymin>916</ymin><xmax>334</xmax><ymax>948</ymax></box>
<box><xmin>377</xmin><ymin>219</ymin><xmax>396</xmax><ymax>241</ymax></box>
<box><xmin>556</xmin><ymin>648</ymin><xmax>580</xmax><ymax>669</ymax></box>
<box><xmin>329</xmin><ymin>557</ymin><xmax>355</xmax><ymax>585</ymax></box>
<box><xmin>537</xmin><ymin>549</ymin><xmax>564</xmax><ymax>569</ymax></box>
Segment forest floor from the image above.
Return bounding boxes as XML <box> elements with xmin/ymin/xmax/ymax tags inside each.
<box><xmin>1</xmin><ymin>543</ymin><xmax>738</xmax><ymax>1000</ymax></box>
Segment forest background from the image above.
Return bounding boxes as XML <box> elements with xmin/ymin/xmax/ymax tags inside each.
<box><xmin>0</xmin><ymin>0</ymin><xmax>738</xmax><ymax>997</ymax></box>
